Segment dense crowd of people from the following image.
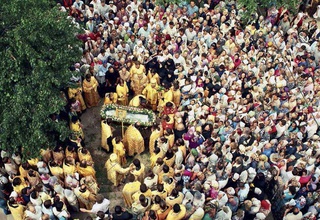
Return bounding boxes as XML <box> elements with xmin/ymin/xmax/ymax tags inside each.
<box><xmin>1</xmin><ymin>0</ymin><xmax>320</xmax><ymax>219</ymax></box>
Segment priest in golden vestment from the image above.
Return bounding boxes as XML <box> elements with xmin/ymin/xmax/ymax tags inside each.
<box><xmin>122</xmin><ymin>174</ymin><xmax>141</xmax><ymax>207</ymax></box>
<box><xmin>142</xmin><ymin>78</ymin><xmax>159</xmax><ymax>111</ymax></box>
<box><xmin>112</xmin><ymin>136</ymin><xmax>126</xmax><ymax>166</ymax></box>
<box><xmin>158</xmin><ymin>84</ymin><xmax>174</xmax><ymax>112</ymax></box>
<box><xmin>116</xmin><ymin>79</ymin><xmax>129</xmax><ymax>106</ymax></box>
<box><xmin>82</xmin><ymin>74</ymin><xmax>100</xmax><ymax>108</ymax></box>
<box><xmin>105</xmin><ymin>153</ymin><xmax>130</xmax><ymax>186</ymax></box>
<box><xmin>130</xmin><ymin>159</ymin><xmax>145</xmax><ymax>183</ymax></box>
<box><xmin>131</xmin><ymin>73</ymin><xmax>148</xmax><ymax>96</ymax></box>
<box><xmin>123</xmin><ymin>123</ymin><xmax>145</xmax><ymax>156</ymax></box>
<box><xmin>129</xmin><ymin>95</ymin><xmax>147</xmax><ymax>108</ymax></box>
<box><xmin>74</xmin><ymin>185</ymin><xmax>96</xmax><ymax>210</ymax></box>
<box><xmin>76</xmin><ymin>160</ymin><xmax>96</xmax><ymax>179</ymax></box>
<box><xmin>147</xmin><ymin>69</ymin><xmax>160</xmax><ymax>85</ymax></box>
<box><xmin>149</xmin><ymin>124</ymin><xmax>161</xmax><ymax>155</ymax></box>
<box><xmin>104</xmin><ymin>92</ymin><xmax>118</xmax><ymax>105</ymax></box>
<box><xmin>101</xmin><ymin>118</ymin><xmax>113</xmax><ymax>152</ymax></box>
<box><xmin>68</xmin><ymin>80</ymin><xmax>86</xmax><ymax>111</ymax></box>
<box><xmin>130</xmin><ymin>61</ymin><xmax>146</xmax><ymax>78</ymax></box>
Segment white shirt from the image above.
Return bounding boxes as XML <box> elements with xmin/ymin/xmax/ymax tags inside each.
<box><xmin>91</xmin><ymin>198</ymin><xmax>110</xmax><ymax>214</ymax></box>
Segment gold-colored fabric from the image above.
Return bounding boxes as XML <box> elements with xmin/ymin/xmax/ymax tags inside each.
<box><xmin>82</xmin><ymin>76</ymin><xmax>100</xmax><ymax>108</ymax></box>
<box><xmin>122</xmin><ymin>181</ymin><xmax>141</xmax><ymax>207</ymax></box>
<box><xmin>151</xmin><ymin>189</ymin><xmax>167</xmax><ymax>200</ymax></box>
<box><xmin>123</xmin><ymin>125</ymin><xmax>144</xmax><ymax>156</ymax></box>
<box><xmin>131</xmin><ymin>74</ymin><xmax>148</xmax><ymax>95</ymax></box>
<box><xmin>116</xmin><ymin>83</ymin><xmax>129</xmax><ymax>105</ymax></box>
<box><xmin>142</xmin><ymin>83</ymin><xmax>158</xmax><ymax>111</ymax></box>
<box><xmin>149</xmin><ymin>129</ymin><xmax>161</xmax><ymax>155</ymax></box>
<box><xmin>164</xmin><ymin>155</ymin><xmax>175</xmax><ymax>167</ymax></box>
<box><xmin>147</xmin><ymin>72</ymin><xmax>160</xmax><ymax>85</ymax></box>
<box><xmin>63</xmin><ymin>161</ymin><xmax>76</xmax><ymax>177</ymax></box>
<box><xmin>49</xmin><ymin>164</ymin><xmax>64</xmax><ymax>180</ymax></box>
<box><xmin>78</xmin><ymin>148</ymin><xmax>93</xmax><ymax>165</ymax></box>
<box><xmin>131</xmin><ymin>163</ymin><xmax>145</xmax><ymax>183</ymax></box>
<box><xmin>76</xmin><ymin>163</ymin><xmax>96</xmax><ymax>178</ymax></box>
<box><xmin>74</xmin><ymin>188</ymin><xmax>96</xmax><ymax>210</ymax></box>
<box><xmin>104</xmin><ymin>93</ymin><xmax>118</xmax><ymax>105</ymax></box>
<box><xmin>8</xmin><ymin>203</ymin><xmax>25</xmax><ymax>220</ymax></box>
<box><xmin>130</xmin><ymin>65</ymin><xmax>146</xmax><ymax>77</ymax></box>
<box><xmin>12</xmin><ymin>176</ymin><xmax>27</xmax><ymax>195</ymax></box>
<box><xmin>112</xmin><ymin>138</ymin><xmax>126</xmax><ymax>166</ymax></box>
<box><xmin>70</xmin><ymin>120</ymin><xmax>84</xmax><ymax>139</ymax></box>
<box><xmin>132</xmin><ymin>189</ymin><xmax>152</xmax><ymax>202</ymax></box>
<box><xmin>68</xmin><ymin>86</ymin><xmax>86</xmax><ymax>111</ymax></box>
<box><xmin>166</xmin><ymin>204</ymin><xmax>186</xmax><ymax>220</ymax></box>
<box><xmin>104</xmin><ymin>158</ymin><xmax>129</xmax><ymax>186</ymax></box>
<box><xmin>101</xmin><ymin>121</ymin><xmax>112</xmax><ymax>151</ymax></box>
<box><xmin>166</xmin><ymin>192</ymin><xmax>184</xmax><ymax>207</ymax></box>
<box><xmin>158</xmin><ymin>90</ymin><xmax>174</xmax><ymax>111</ymax></box>
<box><xmin>150</xmin><ymin>151</ymin><xmax>164</xmax><ymax>168</ymax></box>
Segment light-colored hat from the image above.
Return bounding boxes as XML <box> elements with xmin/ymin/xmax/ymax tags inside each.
<box><xmin>110</xmin><ymin>153</ymin><xmax>118</xmax><ymax>162</ymax></box>
<box><xmin>226</xmin><ymin>187</ymin><xmax>235</xmax><ymax>195</ymax></box>
<box><xmin>255</xmin><ymin>213</ymin><xmax>266</xmax><ymax>220</ymax></box>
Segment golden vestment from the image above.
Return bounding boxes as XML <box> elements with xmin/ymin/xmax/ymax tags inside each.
<box><xmin>112</xmin><ymin>138</ymin><xmax>126</xmax><ymax>166</ymax></box>
<box><xmin>76</xmin><ymin>163</ymin><xmax>96</xmax><ymax>178</ymax></box>
<box><xmin>105</xmin><ymin>156</ymin><xmax>130</xmax><ymax>186</ymax></box>
<box><xmin>147</xmin><ymin>72</ymin><xmax>160</xmax><ymax>85</ymax></box>
<box><xmin>131</xmin><ymin>163</ymin><xmax>145</xmax><ymax>183</ymax></box>
<box><xmin>149</xmin><ymin>129</ymin><xmax>161</xmax><ymax>155</ymax></box>
<box><xmin>151</xmin><ymin>189</ymin><xmax>167</xmax><ymax>200</ymax></box>
<box><xmin>123</xmin><ymin>125</ymin><xmax>144</xmax><ymax>156</ymax></box>
<box><xmin>158</xmin><ymin>90</ymin><xmax>174</xmax><ymax>112</ymax></box>
<box><xmin>104</xmin><ymin>93</ymin><xmax>118</xmax><ymax>105</ymax></box>
<box><xmin>142</xmin><ymin>84</ymin><xmax>158</xmax><ymax>111</ymax></box>
<box><xmin>128</xmin><ymin>95</ymin><xmax>146</xmax><ymax>107</ymax></box>
<box><xmin>68</xmin><ymin>86</ymin><xmax>86</xmax><ymax>111</ymax></box>
<box><xmin>8</xmin><ymin>203</ymin><xmax>25</xmax><ymax>220</ymax></box>
<box><xmin>82</xmin><ymin>76</ymin><xmax>100</xmax><ymax>108</ymax></box>
<box><xmin>12</xmin><ymin>176</ymin><xmax>27</xmax><ymax>195</ymax></box>
<box><xmin>131</xmin><ymin>74</ymin><xmax>148</xmax><ymax>95</ymax></box>
<box><xmin>132</xmin><ymin>189</ymin><xmax>152</xmax><ymax>202</ymax></box>
<box><xmin>70</xmin><ymin>121</ymin><xmax>84</xmax><ymax>139</ymax></box>
<box><xmin>49</xmin><ymin>164</ymin><xmax>64</xmax><ymax>180</ymax></box>
<box><xmin>101</xmin><ymin>121</ymin><xmax>112</xmax><ymax>151</ymax></box>
<box><xmin>150</xmin><ymin>151</ymin><xmax>164</xmax><ymax>168</ymax></box>
<box><xmin>63</xmin><ymin>161</ymin><xmax>76</xmax><ymax>177</ymax></box>
<box><xmin>116</xmin><ymin>83</ymin><xmax>129</xmax><ymax>105</ymax></box>
<box><xmin>166</xmin><ymin>192</ymin><xmax>184</xmax><ymax>207</ymax></box>
<box><xmin>74</xmin><ymin>188</ymin><xmax>96</xmax><ymax>210</ymax></box>
<box><xmin>78</xmin><ymin>148</ymin><xmax>93</xmax><ymax>165</ymax></box>
<box><xmin>164</xmin><ymin>155</ymin><xmax>176</xmax><ymax>167</ymax></box>
<box><xmin>122</xmin><ymin>181</ymin><xmax>141</xmax><ymax>207</ymax></box>
<box><xmin>130</xmin><ymin>65</ymin><xmax>146</xmax><ymax>77</ymax></box>
<box><xmin>166</xmin><ymin>204</ymin><xmax>186</xmax><ymax>220</ymax></box>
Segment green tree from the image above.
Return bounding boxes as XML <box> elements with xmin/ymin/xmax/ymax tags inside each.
<box><xmin>237</xmin><ymin>0</ymin><xmax>301</xmax><ymax>23</ymax></box>
<box><xmin>0</xmin><ymin>0</ymin><xmax>82</xmax><ymax>159</ymax></box>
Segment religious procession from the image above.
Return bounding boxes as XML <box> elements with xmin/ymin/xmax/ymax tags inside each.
<box><xmin>1</xmin><ymin>0</ymin><xmax>320</xmax><ymax>220</ymax></box>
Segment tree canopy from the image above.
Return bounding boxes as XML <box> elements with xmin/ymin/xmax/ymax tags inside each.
<box><xmin>0</xmin><ymin>0</ymin><xmax>82</xmax><ymax>159</ymax></box>
<box><xmin>237</xmin><ymin>0</ymin><xmax>301</xmax><ymax>21</ymax></box>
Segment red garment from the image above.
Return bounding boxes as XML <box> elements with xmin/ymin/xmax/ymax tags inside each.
<box><xmin>299</xmin><ymin>175</ymin><xmax>311</xmax><ymax>187</ymax></box>
<box><xmin>162</xmin><ymin>120</ymin><xmax>174</xmax><ymax>130</ymax></box>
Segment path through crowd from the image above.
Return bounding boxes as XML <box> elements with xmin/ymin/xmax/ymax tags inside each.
<box><xmin>81</xmin><ymin>99</ymin><xmax>152</xmax><ymax>213</ymax></box>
